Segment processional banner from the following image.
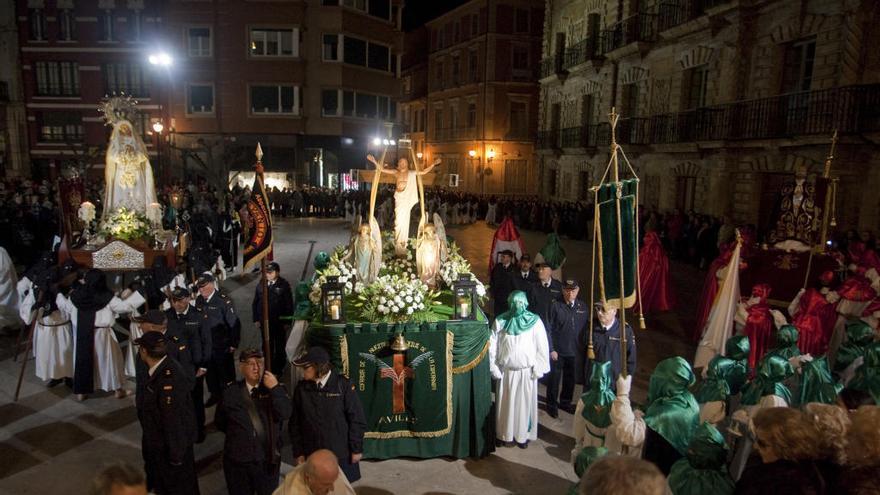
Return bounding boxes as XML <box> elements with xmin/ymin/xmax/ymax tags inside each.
<box><xmin>242</xmin><ymin>173</ymin><xmax>273</xmax><ymax>270</ymax></box>
<box><xmin>596</xmin><ymin>179</ymin><xmax>638</xmax><ymax>309</ymax></box>
<box><xmin>343</xmin><ymin>330</ymin><xmax>453</xmax><ymax>439</ymax></box>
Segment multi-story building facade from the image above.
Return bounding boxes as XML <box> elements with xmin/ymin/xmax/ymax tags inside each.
<box><xmin>165</xmin><ymin>0</ymin><xmax>404</xmax><ymax>188</ymax></box>
<box><xmin>15</xmin><ymin>0</ymin><xmax>164</xmax><ymax>180</ymax></box>
<box><xmin>401</xmin><ymin>0</ymin><xmax>543</xmax><ymax>195</ymax></box>
<box><xmin>1</xmin><ymin>0</ymin><xmax>29</xmax><ymax>178</ymax></box>
<box><xmin>538</xmin><ymin>0</ymin><xmax>880</xmax><ymax>232</ymax></box>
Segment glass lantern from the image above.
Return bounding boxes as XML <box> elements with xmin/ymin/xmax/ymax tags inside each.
<box><xmin>452</xmin><ymin>273</ymin><xmax>478</xmax><ymax>320</ymax></box>
<box><xmin>322</xmin><ymin>276</ymin><xmax>345</xmax><ymax>323</ymax></box>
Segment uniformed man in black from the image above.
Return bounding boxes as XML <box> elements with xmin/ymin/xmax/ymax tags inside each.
<box><xmin>135</xmin><ymin>331</ymin><xmax>199</xmax><ymax>495</ymax></box>
<box><xmin>490</xmin><ymin>249</ymin><xmax>516</xmax><ymax>317</ymax></box>
<box><xmin>512</xmin><ymin>253</ymin><xmax>538</xmax><ymax>292</ymax></box>
<box><xmin>251</xmin><ymin>262</ymin><xmax>294</xmax><ymax>377</ymax></box>
<box><xmin>133</xmin><ymin>310</ymin><xmax>196</xmax><ymax>420</ymax></box>
<box><xmin>289</xmin><ymin>347</ymin><xmax>366</xmax><ymax>483</ymax></box>
<box><xmin>526</xmin><ymin>263</ymin><xmax>563</xmax><ymax>328</ymax></box>
<box><xmin>167</xmin><ymin>287</ymin><xmax>211</xmax><ymax>442</ymax></box>
<box><xmin>546</xmin><ymin>279</ymin><xmax>589</xmax><ymax>417</ymax></box>
<box><xmin>586</xmin><ymin>301</ymin><xmax>637</xmax><ymax>391</ymax></box>
<box><xmin>194</xmin><ymin>273</ymin><xmax>241</xmax><ymax>407</ymax></box>
<box><xmin>215</xmin><ymin>349</ymin><xmax>292</xmax><ymax>495</ymax></box>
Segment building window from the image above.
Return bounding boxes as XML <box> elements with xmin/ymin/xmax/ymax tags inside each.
<box><xmin>323</xmin><ymin>34</ymin><xmax>340</xmax><ymax>61</ymax></box>
<box><xmin>250</xmin><ymin>28</ymin><xmax>298</xmax><ymax>58</ymax></box>
<box><xmin>343</xmin><ymin>36</ymin><xmax>366</xmax><ymax>66</ymax></box>
<box><xmin>467</xmin><ymin>101</ymin><xmax>476</xmax><ymax>128</ymax></box>
<box><xmin>100</xmin><ymin>10</ymin><xmax>114</xmax><ymax>41</ymax></box>
<box><xmin>468</xmin><ymin>50</ymin><xmax>478</xmax><ymax>82</ymax></box>
<box><xmin>683</xmin><ymin>64</ymin><xmax>709</xmax><ymax>109</ymax></box>
<box><xmin>29</xmin><ymin>9</ymin><xmax>47</xmax><ymax>41</ymax></box>
<box><xmin>514</xmin><ymin>8</ymin><xmax>529</xmax><ymax>34</ymax></box>
<box><xmin>453</xmin><ymin>19</ymin><xmax>461</xmax><ymax>43</ymax></box>
<box><xmin>508</xmin><ymin>100</ymin><xmax>528</xmax><ymax>138</ymax></box>
<box><xmin>104</xmin><ymin>63</ymin><xmax>149</xmax><ymax>97</ymax></box>
<box><xmin>511</xmin><ymin>44</ymin><xmax>530</xmax><ymax>80</ymax></box>
<box><xmin>39</xmin><ymin>112</ymin><xmax>83</xmax><ymax>142</ymax></box>
<box><xmin>35</xmin><ymin>62</ymin><xmax>80</xmax><ymax>96</ymax></box>
<box><xmin>621</xmin><ymin>83</ymin><xmax>640</xmax><ymax>117</ymax></box>
<box><xmin>355</xmin><ymin>92</ymin><xmax>377</xmax><ymax>118</ymax></box>
<box><xmin>434</xmin><ymin>108</ymin><xmax>443</xmax><ymax>135</ymax></box>
<box><xmin>342</xmin><ymin>0</ymin><xmax>366</xmax><ymax>11</ymax></box>
<box><xmin>129</xmin><ymin>10</ymin><xmax>143</xmax><ymax>42</ymax></box>
<box><xmin>581</xmin><ymin>94</ymin><xmax>595</xmax><ymax>126</ymax></box>
<box><xmin>188</xmin><ymin>27</ymin><xmax>212</xmax><ymax>57</ymax></box>
<box><xmin>434</xmin><ymin>61</ymin><xmax>444</xmax><ymax>89</ymax></box>
<box><xmin>187</xmin><ymin>84</ymin><xmax>214</xmax><ymax>114</ymax></box>
<box><xmin>134</xmin><ymin>113</ymin><xmax>152</xmax><ymax>140</ymax></box>
<box><xmin>250</xmin><ymin>85</ymin><xmax>299</xmax><ymax>115</ymax></box>
<box><xmin>341</xmin><ymin>36</ymin><xmax>390</xmax><ymax>71</ymax></box>
<box><xmin>367</xmin><ymin>0</ymin><xmax>390</xmax><ymax>20</ymax></box>
<box><xmin>322</xmin><ymin>89</ymin><xmax>339</xmax><ymax>116</ymax></box>
<box><xmin>59</xmin><ymin>10</ymin><xmax>75</xmax><ymax>41</ymax></box>
<box><xmin>451</xmin><ymin>54</ymin><xmax>460</xmax><ymax>85</ymax></box>
<box><xmin>471</xmin><ymin>14</ymin><xmax>479</xmax><ymax>37</ymax></box>
<box><xmin>449</xmin><ymin>102</ymin><xmax>459</xmax><ymax>129</ymax></box>
<box><xmin>367</xmin><ymin>42</ymin><xmax>390</xmax><ymax>71</ymax></box>
<box><xmin>504</xmin><ymin>159</ymin><xmax>528</xmax><ymax>193</ymax></box>
<box><xmin>781</xmin><ymin>37</ymin><xmax>816</xmax><ymax>93</ymax></box>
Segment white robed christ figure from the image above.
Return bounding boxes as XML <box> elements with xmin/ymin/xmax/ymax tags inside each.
<box><xmin>103</xmin><ymin>119</ymin><xmax>158</xmax><ymax>216</ymax></box>
<box><xmin>366</xmin><ymin>154</ymin><xmax>440</xmax><ymax>256</ymax></box>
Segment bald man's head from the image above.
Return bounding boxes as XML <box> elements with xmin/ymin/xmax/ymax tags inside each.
<box><xmin>304</xmin><ymin>449</ymin><xmax>340</xmax><ymax>495</ymax></box>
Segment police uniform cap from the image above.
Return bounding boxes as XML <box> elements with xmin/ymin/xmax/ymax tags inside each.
<box><xmin>498</xmin><ymin>249</ymin><xmax>515</xmax><ymax>257</ymax></box>
<box><xmin>238</xmin><ymin>348</ymin><xmax>264</xmax><ymax>362</ymax></box>
<box><xmin>196</xmin><ymin>273</ymin><xmax>215</xmax><ymax>287</ymax></box>
<box><xmin>170</xmin><ymin>287</ymin><xmax>191</xmax><ymax>300</ymax></box>
<box><xmin>266</xmin><ymin>262</ymin><xmax>280</xmax><ymax>272</ymax></box>
<box><xmin>134</xmin><ymin>330</ymin><xmax>166</xmax><ymax>351</ymax></box>
<box><xmin>534</xmin><ymin>262</ymin><xmax>550</xmax><ymax>269</ymax></box>
<box><xmin>132</xmin><ymin>309</ymin><xmax>167</xmax><ymax>325</ymax></box>
<box><xmin>563</xmin><ymin>279</ymin><xmax>579</xmax><ymax>290</ymax></box>
<box><xmin>520</xmin><ymin>253</ymin><xmax>531</xmax><ymax>262</ymax></box>
<box><xmin>292</xmin><ymin>346</ymin><xmax>330</xmax><ymax>366</ymax></box>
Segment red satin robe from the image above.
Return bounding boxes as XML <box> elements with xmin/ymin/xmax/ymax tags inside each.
<box><xmin>744</xmin><ymin>302</ymin><xmax>774</xmax><ymax>369</ymax></box>
<box><xmin>792</xmin><ymin>289</ymin><xmax>837</xmax><ymax>356</ymax></box>
<box><xmin>638</xmin><ymin>232</ymin><xmax>676</xmax><ymax>314</ymax></box>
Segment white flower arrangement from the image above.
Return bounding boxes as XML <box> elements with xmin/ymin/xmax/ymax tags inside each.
<box><xmin>309</xmin><ymin>248</ymin><xmax>358</xmax><ymax>305</ymax></box>
<box><xmin>98</xmin><ymin>207</ymin><xmax>151</xmax><ymax>241</ymax></box>
<box><xmin>439</xmin><ymin>242</ymin><xmax>488</xmax><ymax>299</ymax></box>
<box><xmin>78</xmin><ymin>201</ymin><xmax>96</xmax><ymax>223</ymax></box>
<box><xmin>354</xmin><ymin>274</ymin><xmax>440</xmax><ymax>323</ymax></box>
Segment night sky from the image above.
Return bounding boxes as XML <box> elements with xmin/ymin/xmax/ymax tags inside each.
<box><xmin>403</xmin><ymin>0</ymin><xmax>470</xmax><ymax>31</ymax></box>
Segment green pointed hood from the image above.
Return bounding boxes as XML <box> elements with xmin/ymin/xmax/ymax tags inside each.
<box><xmin>765</xmin><ymin>325</ymin><xmax>801</xmax><ymax>361</ymax></box>
<box><xmin>694</xmin><ymin>356</ymin><xmax>731</xmax><ymax>404</ymax></box>
<box><xmin>722</xmin><ymin>335</ymin><xmax>750</xmax><ymax>395</ymax></box>
<box><xmin>797</xmin><ymin>356</ymin><xmax>842</xmax><ymax>405</ymax></box>
<box><xmin>725</xmin><ymin>335</ymin><xmax>750</xmax><ymax>361</ymax></box>
<box><xmin>293</xmin><ymin>281</ymin><xmax>313</xmax><ymax>320</ymax></box>
<box><xmin>580</xmin><ymin>361</ymin><xmax>616</xmax><ymax>428</ymax></box>
<box><xmin>496</xmin><ymin>291</ymin><xmax>540</xmax><ymax>335</ymax></box>
<box><xmin>539</xmin><ymin>233</ymin><xmax>566</xmax><ymax>269</ymax></box>
<box><xmin>644</xmin><ymin>357</ymin><xmax>700</xmax><ymax>455</ymax></box>
<box><xmin>667</xmin><ymin>423</ymin><xmax>735</xmax><ymax>495</ymax></box>
<box><xmin>836</xmin><ymin>321</ymin><xmax>875</xmax><ymax>372</ymax></box>
<box><xmin>573</xmin><ymin>446</ymin><xmax>609</xmax><ymax>478</ymax></box>
<box><xmin>313</xmin><ymin>251</ymin><xmax>330</xmax><ymax>271</ymax></box>
<box><xmin>741</xmin><ymin>355</ymin><xmax>793</xmax><ymax>406</ymax></box>
<box><xmin>849</xmin><ymin>342</ymin><xmax>880</xmax><ymax>404</ymax></box>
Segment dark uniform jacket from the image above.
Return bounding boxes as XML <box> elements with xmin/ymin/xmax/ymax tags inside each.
<box><xmin>164</xmin><ymin>305</ymin><xmax>211</xmax><ymax>376</ymax></box>
<box><xmin>289</xmin><ymin>372</ymin><xmax>367</xmax><ymax>480</ymax></box>
<box><xmin>135</xmin><ymin>339</ymin><xmax>197</xmax><ymax>416</ymax></box>
<box><xmin>252</xmin><ymin>276</ymin><xmax>294</xmax><ymax>328</ymax></box>
<box><xmin>215</xmin><ymin>380</ymin><xmax>292</xmax><ymax>464</ymax></box>
<box><xmin>585</xmin><ymin>318</ymin><xmax>637</xmax><ymax>388</ymax></box>
<box><xmin>548</xmin><ymin>299</ymin><xmax>589</xmax><ymax>357</ymax></box>
<box><xmin>490</xmin><ymin>263</ymin><xmax>516</xmax><ymax>315</ymax></box>
<box><xmin>526</xmin><ymin>279</ymin><xmax>563</xmax><ymax>326</ymax></box>
<box><xmin>512</xmin><ymin>269</ymin><xmax>538</xmax><ymax>292</ymax></box>
<box><xmin>140</xmin><ymin>357</ymin><xmax>197</xmax><ymax>465</ymax></box>
<box><xmin>195</xmin><ymin>290</ymin><xmax>241</xmax><ymax>356</ymax></box>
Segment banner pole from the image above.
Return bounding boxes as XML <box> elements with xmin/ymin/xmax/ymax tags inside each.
<box><xmin>609</xmin><ymin>108</ymin><xmax>628</xmax><ymax>378</ymax></box>
<box><xmin>803</xmin><ymin>130</ymin><xmax>838</xmax><ymax>289</ymax></box>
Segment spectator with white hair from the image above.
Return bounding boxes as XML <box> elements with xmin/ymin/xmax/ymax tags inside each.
<box><xmin>273</xmin><ymin>449</ymin><xmax>355</xmax><ymax>495</ymax></box>
<box><xmin>579</xmin><ymin>455</ymin><xmax>668</xmax><ymax>495</ymax></box>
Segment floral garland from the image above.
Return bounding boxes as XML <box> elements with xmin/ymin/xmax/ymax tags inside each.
<box><xmin>354</xmin><ymin>274</ymin><xmax>441</xmax><ymax>323</ymax></box>
<box><xmin>439</xmin><ymin>242</ymin><xmax>488</xmax><ymax>300</ymax></box>
<box><xmin>98</xmin><ymin>207</ymin><xmax>152</xmax><ymax>241</ymax></box>
<box><xmin>309</xmin><ymin>247</ymin><xmax>359</xmax><ymax>305</ymax></box>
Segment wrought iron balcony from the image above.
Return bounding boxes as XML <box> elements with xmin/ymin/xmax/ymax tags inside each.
<box><xmin>600</xmin><ymin>13</ymin><xmax>658</xmax><ymax>54</ymax></box>
<box><xmin>560</xmin><ymin>125</ymin><xmax>604</xmax><ymax>148</ymax></box>
<box><xmin>536</xmin><ymin>129</ymin><xmax>561</xmax><ymax>150</ymax></box>
<box><xmin>563</xmin><ymin>38</ymin><xmax>600</xmax><ymax>70</ymax></box>
<box><xmin>657</xmin><ymin>0</ymin><xmax>735</xmax><ymax>32</ymax></box>
<box><xmin>540</xmin><ymin>55</ymin><xmax>566</xmax><ymax>79</ymax></box>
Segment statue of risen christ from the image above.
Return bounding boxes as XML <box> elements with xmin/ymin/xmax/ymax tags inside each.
<box><xmin>367</xmin><ymin>154</ymin><xmax>440</xmax><ymax>257</ymax></box>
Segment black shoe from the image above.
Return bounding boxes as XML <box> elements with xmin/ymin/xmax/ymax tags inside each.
<box><xmin>560</xmin><ymin>403</ymin><xmax>576</xmax><ymax>414</ymax></box>
<box><xmin>47</xmin><ymin>378</ymin><xmax>64</xmax><ymax>388</ymax></box>
<box><xmin>495</xmin><ymin>438</ymin><xmax>509</xmax><ymax>448</ymax></box>
<box><xmin>63</xmin><ymin>377</ymin><xmax>73</xmax><ymax>388</ymax></box>
<box><xmin>516</xmin><ymin>441</ymin><xmax>529</xmax><ymax>449</ymax></box>
<box><xmin>205</xmin><ymin>395</ymin><xmax>220</xmax><ymax>408</ymax></box>
<box><xmin>547</xmin><ymin>408</ymin><xmax>558</xmax><ymax>419</ymax></box>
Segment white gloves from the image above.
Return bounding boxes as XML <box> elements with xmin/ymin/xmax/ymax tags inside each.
<box><xmin>731</xmin><ymin>409</ymin><xmax>749</xmax><ymax>425</ymax></box>
<box><xmin>617</xmin><ymin>375</ymin><xmax>632</xmax><ymax>397</ymax></box>
<box><xmin>530</xmin><ymin>368</ymin><xmax>540</xmax><ymax>380</ymax></box>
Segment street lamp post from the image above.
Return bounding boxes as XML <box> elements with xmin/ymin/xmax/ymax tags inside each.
<box><xmin>148</xmin><ymin>50</ymin><xmax>173</xmax><ymax>185</ymax></box>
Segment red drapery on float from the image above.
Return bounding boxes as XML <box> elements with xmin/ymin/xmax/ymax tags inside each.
<box><xmin>637</xmin><ymin>232</ymin><xmax>675</xmax><ymax>313</ymax></box>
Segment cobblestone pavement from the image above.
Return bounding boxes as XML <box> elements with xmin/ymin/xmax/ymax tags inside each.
<box><xmin>0</xmin><ymin>217</ymin><xmax>698</xmax><ymax>494</ymax></box>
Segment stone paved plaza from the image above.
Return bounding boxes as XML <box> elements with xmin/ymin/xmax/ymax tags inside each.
<box><xmin>0</xmin><ymin>218</ymin><xmax>696</xmax><ymax>494</ymax></box>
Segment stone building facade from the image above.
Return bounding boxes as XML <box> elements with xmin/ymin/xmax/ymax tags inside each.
<box><xmin>537</xmin><ymin>0</ymin><xmax>880</xmax><ymax>235</ymax></box>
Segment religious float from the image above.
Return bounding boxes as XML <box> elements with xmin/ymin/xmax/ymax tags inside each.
<box><xmin>284</xmin><ymin>137</ymin><xmax>494</xmax><ymax>459</ymax></box>
<box><xmin>57</xmin><ymin>95</ymin><xmax>178</xmax><ymax>272</ymax></box>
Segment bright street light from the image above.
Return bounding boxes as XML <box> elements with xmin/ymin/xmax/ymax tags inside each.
<box><xmin>416</xmin><ymin>152</ymin><xmax>423</xmax><ymax>160</ymax></box>
<box><xmin>149</xmin><ymin>52</ymin><xmax>173</xmax><ymax>67</ymax></box>
<box><xmin>468</xmin><ymin>149</ymin><xmax>477</xmax><ymax>158</ymax></box>
<box><xmin>389</xmin><ymin>139</ymin><xmax>396</xmax><ymax>145</ymax></box>
<box><xmin>152</xmin><ymin>121</ymin><xmax>164</xmax><ymax>133</ymax></box>
<box><xmin>487</xmin><ymin>148</ymin><xmax>496</xmax><ymax>160</ymax></box>
<box><xmin>372</xmin><ymin>137</ymin><xmax>382</xmax><ymax>146</ymax></box>
<box><xmin>382</xmin><ymin>139</ymin><xmax>390</xmax><ymax>146</ymax></box>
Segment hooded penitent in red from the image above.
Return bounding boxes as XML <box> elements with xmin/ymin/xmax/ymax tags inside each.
<box><xmin>638</xmin><ymin>232</ymin><xmax>676</xmax><ymax>314</ymax></box>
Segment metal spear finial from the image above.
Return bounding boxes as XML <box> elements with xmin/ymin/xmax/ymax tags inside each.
<box><xmin>255</xmin><ymin>142</ymin><xmax>264</xmax><ymax>162</ymax></box>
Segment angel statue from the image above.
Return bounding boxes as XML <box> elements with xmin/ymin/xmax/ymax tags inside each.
<box><xmin>99</xmin><ymin>96</ymin><xmax>158</xmax><ymax>217</ymax></box>
<box><xmin>344</xmin><ymin>217</ymin><xmax>382</xmax><ymax>285</ymax></box>
<box><xmin>415</xmin><ymin>214</ymin><xmax>448</xmax><ymax>288</ymax></box>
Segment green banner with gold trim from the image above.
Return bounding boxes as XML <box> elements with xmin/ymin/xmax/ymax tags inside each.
<box><xmin>596</xmin><ymin>179</ymin><xmax>638</xmax><ymax>309</ymax></box>
<box><xmin>343</xmin><ymin>330</ymin><xmax>453</xmax><ymax>439</ymax></box>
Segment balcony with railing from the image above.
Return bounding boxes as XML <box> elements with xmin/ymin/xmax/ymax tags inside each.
<box><xmin>560</xmin><ymin>125</ymin><xmax>604</xmax><ymax>149</ymax></box>
<box><xmin>540</xmin><ymin>55</ymin><xmax>566</xmax><ymax>79</ymax></box>
<box><xmin>656</xmin><ymin>0</ymin><xmax>736</xmax><ymax>32</ymax></box>
<box><xmin>536</xmin><ymin>129</ymin><xmax>561</xmax><ymax>150</ymax></box>
<box><xmin>431</xmin><ymin>126</ymin><xmax>478</xmax><ymax>142</ymax></box>
<box><xmin>563</xmin><ymin>38</ymin><xmax>601</xmax><ymax>70</ymax></box>
<box><xmin>600</xmin><ymin>13</ymin><xmax>658</xmax><ymax>54</ymax></box>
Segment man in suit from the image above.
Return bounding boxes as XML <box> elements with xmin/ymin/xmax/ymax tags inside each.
<box><xmin>166</xmin><ymin>287</ymin><xmax>211</xmax><ymax>442</ymax></box>
<box><xmin>526</xmin><ymin>263</ymin><xmax>563</xmax><ymax>329</ymax></box>
<box><xmin>490</xmin><ymin>249</ymin><xmax>516</xmax><ymax>317</ymax></box>
<box><xmin>512</xmin><ymin>253</ymin><xmax>538</xmax><ymax>292</ymax></box>
<box><xmin>252</xmin><ymin>262</ymin><xmax>294</xmax><ymax>377</ymax></box>
<box><xmin>546</xmin><ymin>279</ymin><xmax>589</xmax><ymax>417</ymax></box>
<box><xmin>215</xmin><ymin>349</ymin><xmax>292</xmax><ymax>495</ymax></box>
<box><xmin>194</xmin><ymin>273</ymin><xmax>241</xmax><ymax>407</ymax></box>
<box><xmin>135</xmin><ymin>331</ymin><xmax>199</xmax><ymax>495</ymax></box>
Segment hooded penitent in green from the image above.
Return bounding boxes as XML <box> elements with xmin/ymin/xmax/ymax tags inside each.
<box><xmin>848</xmin><ymin>342</ymin><xmax>880</xmax><ymax>404</ymax></box>
<box><xmin>763</xmin><ymin>325</ymin><xmax>801</xmax><ymax>363</ymax></box>
<box><xmin>798</xmin><ymin>356</ymin><xmax>843</xmax><ymax>405</ymax></box>
<box><xmin>539</xmin><ymin>233</ymin><xmax>566</xmax><ymax>270</ymax></box>
<box><xmin>580</xmin><ymin>361</ymin><xmax>616</xmax><ymax>429</ymax></box>
<box><xmin>741</xmin><ymin>355</ymin><xmax>794</xmax><ymax>406</ymax></box>
<box><xmin>567</xmin><ymin>446</ymin><xmax>609</xmax><ymax>495</ymax></box>
<box><xmin>835</xmin><ymin>321</ymin><xmax>875</xmax><ymax>372</ymax></box>
<box><xmin>694</xmin><ymin>357</ymin><xmax>731</xmax><ymax>404</ymax></box>
<box><xmin>667</xmin><ymin>423</ymin><xmax>735</xmax><ymax>495</ymax></box>
<box><xmin>644</xmin><ymin>357</ymin><xmax>700</xmax><ymax>455</ymax></box>
<box><xmin>496</xmin><ymin>291</ymin><xmax>540</xmax><ymax>336</ymax></box>
<box><xmin>722</xmin><ymin>335</ymin><xmax>750</xmax><ymax>395</ymax></box>
<box><xmin>293</xmin><ymin>281</ymin><xmax>313</xmax><ymax>320</ymax></box>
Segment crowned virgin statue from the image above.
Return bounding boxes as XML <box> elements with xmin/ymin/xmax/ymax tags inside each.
<box><xmin>100</xmin><ymin>96</ymin><xmax>158</xmax><ymax>217</ymax></box>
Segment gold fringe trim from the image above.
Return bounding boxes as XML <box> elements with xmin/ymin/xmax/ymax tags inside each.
<box><xmin>365</xmin><ymin>331</ymin><xmax>454</xmax><ymax>439</ymax></box>
<box><xmin>452</xmin><ymin>340</ymin><xmax>489</xmax><ymax>374</ymax></box>
<box><xmin>340</xmin><ymin>335</ymin><xmax>350</xmax><ymax>378</ymax></box>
